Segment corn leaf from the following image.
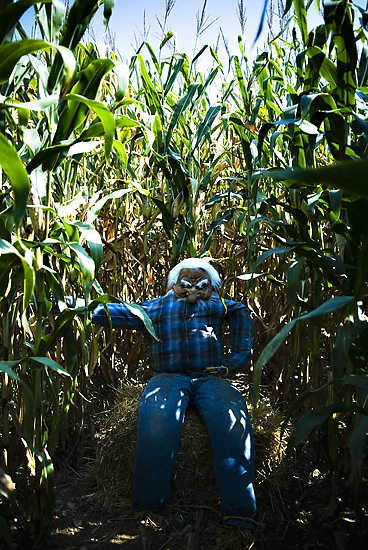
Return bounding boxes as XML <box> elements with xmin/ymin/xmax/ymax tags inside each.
<box><xmin>0</xmin><ymin>134</ymin><xmax>30</xmax><ymax>227</ymax></box>
<box><xmin>253</xmin><ymin>296</ymin><xmax>354</xmax><ymax>406</ymax></box>
<box><xmin>29</xmin><ymin>357</ymin><xmax>71</xmax><ymax>377</ymax></box>
<box><xmin>287</xmin><ymin>402</ymin><xmax>368</xmax><ymax>457</ymax></box>
<box><xmin>193</xmin><ymin>105</ymin><xmax>222</xmax><ymax>151</ymax></box>
<box><xmin>0</xmin><ymin>39</ymin><xmax>51</xmax><ymax>83</ymax></box>
<box><xmin>266</xmin><ymin>160</ymin><xmax>368</xmax><ymax>196</ymax></box>
<box><xmin>65</xmin><ymin>93</ymin><xmax>115</xmax><ymax>158</ymax></box>
<box><xmin>103</xmin><ymin>0</ymin><xmax>115</xmax><ymax>31</ymax></box>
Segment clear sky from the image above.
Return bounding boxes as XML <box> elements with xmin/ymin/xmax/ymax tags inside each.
<box><xmin>96</xmin><ymin>0</ymin><xmax>270</xmax><ymax>61</ymax></box>
<box><xmin>81</xmin><ymin>0</ymin><xmax>368</xmax><ymax>63</ymax></box>
<box><xmin>20</xmin><ymin>0</ymin><xmax>368</xmax><ymax>65</ymax></box>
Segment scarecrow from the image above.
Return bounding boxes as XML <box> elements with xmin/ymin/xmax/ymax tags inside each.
<box><xmin>77</xmin><ymin>258</ymin><xmax>256</xmax><ymax>528</ymax></box>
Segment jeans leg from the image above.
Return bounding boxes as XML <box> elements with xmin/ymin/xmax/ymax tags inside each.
<box><xmin>132</xmin><ymin>373</ymin><xmax>192</xmax><ymax>513</ymax></box>
<box><xmin>193</xmin><ymin>376</ymin><xmax>257</xmax><ymax>527</ymax></box>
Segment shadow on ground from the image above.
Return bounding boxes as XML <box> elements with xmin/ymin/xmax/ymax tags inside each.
<box><xmin>41</xmin><ymin>444</ymin><xmax>367</xmax><ymax>550</ymax></box>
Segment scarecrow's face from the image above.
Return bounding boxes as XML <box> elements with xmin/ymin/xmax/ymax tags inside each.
<box><xmin>172</xmin><ymin>268</ymin><xmax>213</xmax><ymax>303</ymax></box>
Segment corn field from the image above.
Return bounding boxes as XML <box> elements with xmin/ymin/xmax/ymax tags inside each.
<box><xmin>0</xmin><ymin>0</ymin><xmax>368</xmax><ymax>547</ymax></box>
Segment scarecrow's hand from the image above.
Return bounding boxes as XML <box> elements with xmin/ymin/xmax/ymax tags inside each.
<box><xmin>204</xmin><ymin>366</ymin><xmax>229</xmax><ymax>378</ymax></box>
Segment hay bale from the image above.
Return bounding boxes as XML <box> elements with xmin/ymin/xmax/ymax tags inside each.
<box><xmin>92</xmin><ymin>382</ymin><xmax>289</xmax><ymax>512</ymax></box>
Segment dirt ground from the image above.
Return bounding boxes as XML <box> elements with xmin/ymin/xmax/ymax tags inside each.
<box><xmin>40</xmin><ymin>443</ymin><xmax>367</xmax><ymax>550</ymax></box>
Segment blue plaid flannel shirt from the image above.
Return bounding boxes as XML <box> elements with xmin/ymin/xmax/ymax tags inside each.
<box><xmin>91</xmin><ymin>290</ymin><xmax>252</xmax><ymax>376</ymax></box>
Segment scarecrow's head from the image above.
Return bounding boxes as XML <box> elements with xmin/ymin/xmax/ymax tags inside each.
<box><xmin>167</xmin><ymin>258</ymin><xmax>221</xmax><ymax>304</ymax></box>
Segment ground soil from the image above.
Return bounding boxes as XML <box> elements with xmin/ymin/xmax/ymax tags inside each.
<box><xmin>39</xmin><ymin>443</ymin><xmax>367</xmax><ymax>550</ymax></box>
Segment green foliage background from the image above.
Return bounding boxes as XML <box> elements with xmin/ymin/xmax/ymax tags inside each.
<box><xmin>0</xmin><ymin>0</ymin><xmax>368</xmax><ymax>546</ymax></box>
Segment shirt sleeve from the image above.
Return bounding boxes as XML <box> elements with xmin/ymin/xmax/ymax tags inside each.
<box><xmin>91</xmin><ymin>302</ymin><xmax>148</xmax><ymax>331</ymax></box>
<box><xmin>65</xmin><ymin>297</ymin><xmax>148</xmax><ymax>331</ymax></box>
<box><xmin>222</xmin><ymin>300</ymin><xmax>253</xmax><ymax>374</ymax></box>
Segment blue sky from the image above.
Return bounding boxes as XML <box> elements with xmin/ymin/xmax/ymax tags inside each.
<box><xmin>20</xmin><ymin>0</ymin><xmax>368</xmax><ymax>64</ymax></box>
<box><xmin>85</xmin><ymin>0</ymin><xmax>318</xmax><ymax>61</ymax></box>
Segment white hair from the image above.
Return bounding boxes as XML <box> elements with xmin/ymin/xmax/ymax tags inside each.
<box><xmin>167</xmin><ymin>258</ymin><xmax>222</xmax><ymax>291</ymax></box>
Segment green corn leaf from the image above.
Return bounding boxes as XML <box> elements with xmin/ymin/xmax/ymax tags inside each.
<box><xmin>124</xmin><ymin>303</ymin><xmax>161</xmax><ymax>342</ymax></box>
<box><xmin>296</xmin><ymin>119</ymin><xmax>319</xmax><ymax>135</ymax></box>
<box><xmin>29</xmin><ymin>357</ymin><xmax>71</xmax><ymax>377</ymax></box>
<box><xmin>253</xmin><ymin>296</ymin><xmax>354</xmax><ymax>406</ymax></box>
<box><xmin>0</xmin><ymin>39</ymin><xmax>51</xmax><ymax>83</ymax></box>
<box><xmin>115</xmin><ymin>116</ymin><xmax>140</xmax><ymax>128</ymax></box>
<box><xmin>151</xmin><ymin>198</ymin><xmax>174</xmax><ymax>238</ymax></box>
<box><xmin>0</xmin><ymin>360</ymin><xmax>22</xmax><ymax>382</ymax></box>
<box><xmin>113</xmin><ymin>139</ymin><xmax>128</xmax><ymax>171</ymax></box>
<box><xmin>78</xmin><ymin>115</ymin><xmax>139</xmax><ymax>142</ymax></box>
<box><xmin>192</xmin><ymin>44</ymin><xmax>208</xmax><ymax>65</ymax></box>
<box><xmin>44</xmin><ymin>268</ymin><xmax>65</xmax><ymax>308</ymax></box>
<box><xmin>32</xmin><ymin>449</ymin><xmax>55</xmax><ymax>548</ymax></box>
<box><xmin>38</xmin><ymin>309</ymin><xmax>77</xmax><ymax>356</ymax></box>
<box><xmin>300</xmin><ymin>92</ymin><xmax>338</xmax><ymax>120</ymax></box>
<box><xmin>167</xmin><ymin>148</ymin><xmax>189</xmax><ymax>176</ymax></box>
<box><xmin>173</xmin><ymin>222</ymin><xmax>189</xmax><ymax>259</ymax></box>
<box><xmin>266</xmin><ymin>159</ymin><xmax>368</xmax><ymax>196</ymax></box>
<box><xmin>88</xmin><ymin>188</ymin><xmax>136</xmax><ymax>222</ymax></box>
<box><xmin>252</xmin><ymin>0</ymin><xmax>269</xmax><ymax>46</ymax></box>
<box><xmin>68</xmin><ymin>242</ymin><xmax>95</xmax><ymax>303</ymax></box>
<box><xmin>193</xmin><ymin>105</ymin><xmax>222</xmax><ymax>151</ymax></box>
<box><xmin>0</xmin><ymin>133</ymin><xmax>30</xmax><ymax>227</ymax></box>
<box><xmin>103</xmin><ymin>0</ymin><xmax>115</xmax><ymax>31</ymax></box>
<box><xmin>58</xmin><ymin>0</ymin><xmax>100</xmax><ymax>49</ymax></box>
<box><xmin>145</xmin><ymin>42</ymin><xmax>161</xmax><ymax>76</ymax></box>
<box><xmin>112</xmin><ymin>59</ymin><xmax>129</xmax><ymax>101</ymax></box>
<box><xmin>137</xmin><ymin>54</ymin><xmax>163</xmax><ymax>119</ymax></box>
<box><xmin>210</xmin><ymin>46</ymin><xmax>222</xmax><ymax>66</ymax></box>
<box><xmin>196</xmin><ymin>66</ymin><xmax>220</xmax><ymax>103</ymax></box>
<box><xmin>342</xmin><ymin>374</ymin><xmax>368</xmax><ymax>389</ymax></box>
<box><xmin>200</xmin><ymin>209</ymin><xmax>234</xmax><ymax>256</ymax></box>
<box><xmin>65</xmin><ymin>93</ymin><xmax>115</xmax><ymax>158</ymax></box>
<box><xmin>165</xmin><ymin>83</ymin><xmax>199</xmax><ymax>150</ymax></box>
<box><xmin>26</xmin><ymin>141</ymin><xmax>73</xmax><ymax>173</ymax></box>
<box><xmin>34</xmin><ymin>0</ymin><xmax>65</xmax><ymax>43</ymax></box>
<box><xmin>0</xmin><ymin>38</ymin><xmax>76</xmax><ymax>93</ymax></box>
<box><xmin>280</xmin><ymin>381</ymin><xmax>333</xmax><ymax>439</ymax></box>
<box><xmin>52</xmin><ymin>58</ymin><xmax>114</xmax><ymax>144</ymax></box>
<box><xmin>255</xmin><ymin>246</ymin><xmax>297</xmax><ymax>267</ymax></box>
<box><xmin>287</xmin><ymin>257</ymin><xmax>307</xmax><ymax>307</ymax></box>
<box><xmin>0</xmin><ymin>94</ymin><xmax>59</xmax><ymax>111</ymax></box>
<box><xmin>305</xmin><ymin>46</ymin><xmax>338</xmax><ymax>87</ymax></box>
<box><xmin>293</xmin><ymin>0</ymin><xmax>309</xmax><ymax>46</ymax></box>
<box><xmin>160</xmin><ymin>30</ymin><xmax>175</xmax><ymax>49</ymax></box>
<box><xmin>53</xmin><ymin>44</ymin><xmax>78</xmax><ymax>97</ymax></box>
<box><xmin>328</xmin><ymin>2</ymin><xmax>358</xmax><ymax>109</ymax></box>
<box><xmin>234</xmin><ymin>56</ymin><xmax>248</xmax><ymax>109</ymax></box>
<box><xmin>0</xmin><ymin>240</ymin><xmax>35</xmax><ymax>326</ymax></box>
<box><xmin>164</xmin><ymin>56</ymin><xmax>185</xmax><ymax>96</ymax></box>
<box><xmin>283</xmin><ymin>0</ymin><xmax>293</xmax><ymax>15</ymax></box>
<box><xmin>73</xmin><ymin>221</ymin><xmax>103</xmax><ymax>273</ymax></box>
<box><xmin>287</xmin><ymin>402</ymin><xmax>368</xmax><ymax>457</ymax></box>
<box><xmin>78</xmin><ymin>294</ymin><xmax>160</xmax><ymax>342</ymax></box>
<box><xmin>47</xmin><ymin>0</ymin><xmax>100</xmax><ymax>90</ymax></box>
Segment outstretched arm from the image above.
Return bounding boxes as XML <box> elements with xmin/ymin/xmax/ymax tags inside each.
<box><xmin>65</xmin><ymin>297</ymin><xmax>147</xmax><ymax>332</ymax></box>
<box><xmin>91</xmin><ymin>302</ymin><xmax>147</xmax><ymax>331</ymax></box>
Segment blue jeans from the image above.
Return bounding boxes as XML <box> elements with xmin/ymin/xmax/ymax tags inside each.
<box><xmin>132</xmin><ymin>373</ymin><xmax>256</xmax><ymax>528</ymax></box>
